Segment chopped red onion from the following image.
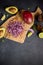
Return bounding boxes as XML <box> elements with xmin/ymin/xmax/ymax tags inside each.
<box><xmin>7</xmin><ymin>21</ymin><xmax>23</xmax><ymax>37</ymax></box>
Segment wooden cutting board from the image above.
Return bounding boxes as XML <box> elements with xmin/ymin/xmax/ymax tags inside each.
<box><xmin>1</xmin><ymin>7</ymin><xmax>42</xmax><ymax>43</ymax></box>
<box><xmin>1</xmin><ymin>13</ymin><xmax>34</xmax><ymax>43</ymax></box>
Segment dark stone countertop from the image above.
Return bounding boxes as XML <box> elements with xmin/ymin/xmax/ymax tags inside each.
<box><xmin>0</xmin><ymin>0</ymin><xmax>43</xmax><ymax>65</ymax></box>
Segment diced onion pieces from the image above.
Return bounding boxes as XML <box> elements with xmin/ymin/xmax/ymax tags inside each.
<box><xmin>7</xmin><ymin>21</ymin><xmax>23</xmax><ymax>37</ymax></box>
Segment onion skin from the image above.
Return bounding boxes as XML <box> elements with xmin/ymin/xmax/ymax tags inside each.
<box><xmin>22</xmin><ymin>11</ymin><xmax>33</xmax><ymax>24</ymax></box>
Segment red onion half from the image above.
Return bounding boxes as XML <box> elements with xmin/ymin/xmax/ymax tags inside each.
<box><xmin>7</xmin><ymin>21</ymin><xmax>23</xmax><ymax>37</ymax></box>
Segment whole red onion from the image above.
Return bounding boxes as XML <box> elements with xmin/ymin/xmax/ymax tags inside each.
<box><xmin>22</xmin><ymin>11</ymin><xmax>33</xmax><ymax>24</ymax></box>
